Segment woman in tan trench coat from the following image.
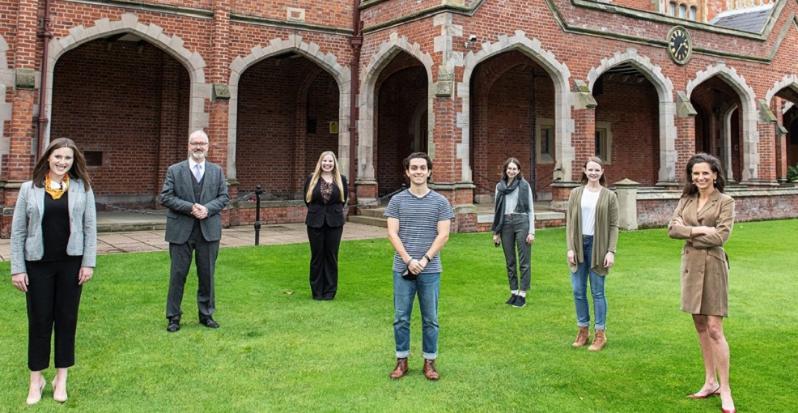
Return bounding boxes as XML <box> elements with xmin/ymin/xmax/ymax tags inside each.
<box><xmin>668</xmin><ymin>153</ymin><xmax>735</xmax><ymax>413</ymax></box>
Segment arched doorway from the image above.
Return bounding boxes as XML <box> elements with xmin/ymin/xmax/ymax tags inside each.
<box><xmin>50</xmin><ymin>35</ymin><xmax>191</xmax><ymax>207</ymax></box>
<box><xmin>592</xmin><ymin>63</ymin><xmax>660</xmax><ymax>185</ymax></box>
<box><xmin>235</xmin><ymin>52</ymin><xmax>340</xmax><ymax>200</ymax></box>
<box><xmin>690</xmin><ymin>76</ymin><xmax>743</xmax><ymax>182</ymax></box>
<box><xmin>374</xmin><ymin>52</ymin><xmax>428</xmax><ymax>197</ymax></box>
<box><xmin>469</xmin><ymin>50</ymin><xmax>556</xmax><ymax>203</ymax></box>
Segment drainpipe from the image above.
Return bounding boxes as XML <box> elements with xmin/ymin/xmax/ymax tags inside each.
<box><xmin>348</xmin><ymin>0</ymin><xmax>362</xmax><ymax>200</ymax></box>
<box><xmin>37</xmin><ymin>0</ymin><xmax>53</xmax><ymax>158</ymax></box>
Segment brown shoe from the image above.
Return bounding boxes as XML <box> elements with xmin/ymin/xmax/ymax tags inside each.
<box><xmin>423</xmin><ymin>359</ymin><xmax>440</xmax><ymax>381</ymax></box>
<box><xmin>588</xmin><ymin>330</ymin><xmax>606</xmax><ymax>351</ymax></box>
<box><xmin>389</xmin><ymin>358</ymin><xmax>408</xmax><ymax>379</ymax></box>
<box><xmin>572</xmin><ymin>326</ymin><xmax>589</xmax><ymax>348</ymax></box>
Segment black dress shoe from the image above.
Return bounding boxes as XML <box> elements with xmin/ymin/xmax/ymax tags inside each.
<box><xmin>199</xmin><ymin>317</ymin><xmax>220</xmax><ymax>329</ymax></box>
<box><xmin>167</xmin><ymin>317</ymin><xmax>181</xmax><ymax>332</ymax></box>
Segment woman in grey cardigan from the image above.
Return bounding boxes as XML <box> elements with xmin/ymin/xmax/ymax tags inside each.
<box><xmin>10</xmin><ymin>138</ymin><xmax>96</xmax><ymax>405</ymax></box>
<box><xmin>492</xmin><ymin>157</ymin><xmax>535</xmax><ymax>308</ymax></box>
<box><xmin>565</xmin><ymin>156</ymin><xmax>618</xmax><ymax>351</ymax></box>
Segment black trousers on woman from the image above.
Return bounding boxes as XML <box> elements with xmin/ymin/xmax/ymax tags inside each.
<box><xmin>25</xmin><ymin>257</ymin><xmax>83</xmax><ymax>371</ymax></box>
<box><xmin>307</xmin><ymin>224</ymin><xmax>344</xmax><ymax>300</ymax></box>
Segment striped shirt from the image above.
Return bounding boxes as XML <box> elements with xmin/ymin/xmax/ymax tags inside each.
<box><xmin>384</xmin><ymin>189</ymin><xmax>454</xmax><ymax>274</ymax></box>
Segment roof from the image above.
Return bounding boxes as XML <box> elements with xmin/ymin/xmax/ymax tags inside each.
<box><xmin>710</xmin><ymin>4</ymin><xmax>774</xmax><ymax>33</ymax></box>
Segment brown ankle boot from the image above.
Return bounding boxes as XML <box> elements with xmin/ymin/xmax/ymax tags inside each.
<box><xmin>572</xmin><ymin>327</ymin><xmax>589</xmax><ymax>348</ymax></box>
<box><xmin>389</xmin><ymin>358</ymin><xmax>408</xmax><ymax>379</ymax></box>
<box><xmin>588</xmin><ymin>330</ymin><xmax>606</xmax><ymax>351</ymax></box>
<box><xmin>423</xmin><ymin>359</ymin><xmax>439</xmax><ymax>381</ymax></box>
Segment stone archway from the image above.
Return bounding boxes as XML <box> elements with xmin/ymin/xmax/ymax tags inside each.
<box><xmin>358</xmin><ymin>33</ymin><xmax>434</xmax><ymax>200</ymax></box>
<box><xmin>44</xmin><ymin>13</ymin><xmax>209</xmax><ymax>147</ymax></box>
<box><xmin>587</xmin><ymin>48</ymin><xmax>676</xmax><ymax>183</ymax></box>
<box><xmin>228</xmin><ymin>34</ymin><xmax>351</xmax><ymax>181</ymax></box>
<box><xmin>459</xmin><ymin>31</ymin><xmax>573</xmax><ymax>184</ymax></box>
<box><xmin>686</xmin><ymin>63</ymin><xmax>759</xmax><ymax>181</ymax></box>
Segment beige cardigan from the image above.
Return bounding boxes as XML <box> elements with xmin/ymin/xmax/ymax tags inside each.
<box><xmin>566</xmin><ymin>186</ymin><xmax>619</xmax><ymax>276</ymax></box>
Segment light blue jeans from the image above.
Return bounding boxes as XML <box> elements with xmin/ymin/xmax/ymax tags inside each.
<box><xmin>393</xmin><ymin>271</ymin><xmax>440</xmax><ymax>360</ymax></box>
<box><xmin>571</xmin><ymin>235</ymin><xmax>607</xmax><ymax>330</ymax></box>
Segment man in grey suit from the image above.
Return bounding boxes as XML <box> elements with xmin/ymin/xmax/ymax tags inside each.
<box><xmin>161</xmin><ymin>130</ymin><xmax>229</xmax><ymax>332</ymax></box>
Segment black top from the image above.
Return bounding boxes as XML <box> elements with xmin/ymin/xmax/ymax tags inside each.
<box><xmin>42</xmin><ymin>191</ymin><xmax>70</xmax><ymax>261</ymax></box>
<box><xmin>304</xmin><ymin>175</ymin><xmax>348</xmax><ymax>228</ymax></box>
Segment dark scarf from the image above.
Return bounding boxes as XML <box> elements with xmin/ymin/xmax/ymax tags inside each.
<box><xmin>492</xmin><ymin>177</ymin><xmax>530</xmax><ymax>233</ymax></box>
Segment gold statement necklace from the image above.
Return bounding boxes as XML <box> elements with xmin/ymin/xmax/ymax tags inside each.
<box><xmin>45</xmin><ymin>174</ymin><xmax>70</xmax><ymax>200</ymax></box>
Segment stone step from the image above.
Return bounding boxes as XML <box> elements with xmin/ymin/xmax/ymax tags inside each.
<box><xmin>348</xmin><ymin>215</ymin><xmax>388</xmax><ymax>228</ymax></box>
<box><xmin>476</xmin><ymin>210</ymin><xmax>565</xmax><ymax>224</ymax></box>
<box><xmin>359</xmin><ymin>207</ymin><xmax>386</xmax><ymax>218</ymax></box>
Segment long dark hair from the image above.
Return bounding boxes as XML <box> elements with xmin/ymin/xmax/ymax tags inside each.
<box><xmin>580</xmin><ymin>156</ymin><xmax>606</xmax><ymax>186</ymax></box>
<box><xmin>681</xmin><ymin>152</ymin><xmax>725</xmax><ymax>196</ymax></box>
<box><xmin>501</xmin><ymin>157</ymin><xmax>523</xmax><ymax>182</ymax></box>
<box><xmin>32</xmin><ymin>137</ymin><xmax>92</xmax><ymax>191</ymax></box>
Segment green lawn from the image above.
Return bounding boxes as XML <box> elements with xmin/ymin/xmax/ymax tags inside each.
<box><xmin>1</xmin><ymin>220</ymin><xmax>795</xmax><ymax>412</ymax></box>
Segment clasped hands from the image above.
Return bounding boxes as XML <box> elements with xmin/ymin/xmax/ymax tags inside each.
<box><xmin>191</xmin><ymin>203</ymin><xmax>208</xmax><ymax>220</ymax></box>
<box><xmin>405</xmin><ymin>256</ymin><xmax>429</xmax><ymax>275</ymax></box>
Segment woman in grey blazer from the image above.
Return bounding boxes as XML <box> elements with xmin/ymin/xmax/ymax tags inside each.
<box><xmin>10</xmin><ymin>138</ymin><xmax>96</xmax><ymax>405</ymax></box>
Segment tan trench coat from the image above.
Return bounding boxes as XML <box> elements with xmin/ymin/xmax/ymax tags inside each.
<box><xmin>668</xmin><ymin>190</ymin><xmax>735</xmax><ymax>316</ymax></box>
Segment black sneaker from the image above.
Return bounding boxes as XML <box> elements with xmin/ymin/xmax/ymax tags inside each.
<box><xmin>506</xmin><ymin>294</ymin><xmax>518</xmax><ymax>305</ymax></box>
<box><xmin>512</xmin><ymin>295</ymin><xmax>526</xmax><ymax>308</ymax></box>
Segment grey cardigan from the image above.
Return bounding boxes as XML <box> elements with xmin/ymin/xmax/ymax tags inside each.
<box><xmin>10</xmin><ymin>179</ymin><xmax>97</xmax><ymax>275</ymax></box>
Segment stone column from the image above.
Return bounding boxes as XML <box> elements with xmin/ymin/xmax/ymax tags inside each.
<box><xmin>2</xmin><ymin>0</ymin><xmax>40</xmax><ymax>237</ymax></box>
<box><xmin>774</xmin><ymin>98</ymin><xmax>788</xmax><ymax>183</ymax></box>
<box><xmin>756</xmin><ymin>99</ymin><xmax>778</xmax><ymax>183</ymax></box>
<box><xmin>675</xmin><ymin>92</ymin><xmax>697</xmax><ymax>179</ymax></box>
<box><xmin>614</xmin><ymin>178</ymin><xmax>639</xmax><ymax>230</ymax></box>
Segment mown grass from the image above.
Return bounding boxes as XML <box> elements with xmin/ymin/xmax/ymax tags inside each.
<box><xmin>1</xmin><ymin>220</ymin><xmax>795</xmax><ymax>412</ymax></box>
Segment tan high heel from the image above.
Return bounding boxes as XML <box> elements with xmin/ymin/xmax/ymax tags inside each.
<box><xmin>25</xmin><ymin>377</ymin><xmax>46</xmax><ymax>405</ymax></box>
<box><xmin>52</xmin><ymin>377</ymin><xmax>68</xmax><ymax>403</ymax></box>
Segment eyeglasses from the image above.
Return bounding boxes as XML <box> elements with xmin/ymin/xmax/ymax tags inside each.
<box><xmin>189</xmin><ymin>141</ymin><xmax>208</xmax><ymax>146</ymax></box>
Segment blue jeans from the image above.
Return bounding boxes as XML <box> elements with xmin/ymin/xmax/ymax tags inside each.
<box><xmin>571</xmin><ymin>235</ymin><xmax>607</xmax><ymax>330</ymax></box>
<box><xmin>393</xmin><ymin>271</ymin><xmax>440</xmax><ymax>360</ymax></box>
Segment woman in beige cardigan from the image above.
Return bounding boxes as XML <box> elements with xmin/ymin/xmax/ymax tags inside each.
<box><xmin>565</xmin><ymin>157</ymin><xmax>618</xmax><ymax>351</ymax></box>
<box><xmin>668</xmin><ymin>153</ymin><xmax>735</xmax><ymax>413</ymax></box>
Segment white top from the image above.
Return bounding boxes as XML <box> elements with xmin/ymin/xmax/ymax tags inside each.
<box><xmin>496</xmin><ymin>182</ymin><xmax>535</xmax><ymax>235</ymax></box>
<box><xmin>188</xmin><ymin>158</ymin><xmax>205</xmax><ymax>181</ymax></box>
<box><xmin>580</xmin><ymin>188</ymin><xmax>601</xmax><ymax>236</ymax></box>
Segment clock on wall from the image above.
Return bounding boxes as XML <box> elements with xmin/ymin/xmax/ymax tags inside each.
<box><xmin>667</xmin><ymin>26</ymin><xmax>692</xmax><ymax>65</ymax></box>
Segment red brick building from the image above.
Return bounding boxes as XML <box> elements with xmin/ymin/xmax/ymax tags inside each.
<box><xmin>1</xmin><ymin>0</ymin><xmax>796</xmax><ymax>235</ymax></box>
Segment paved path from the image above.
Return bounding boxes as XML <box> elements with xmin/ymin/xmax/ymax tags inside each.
<box><xmin>0</xmin><ymin>223</ymin><xmax>387</xmax><ymax>262</ymax></box>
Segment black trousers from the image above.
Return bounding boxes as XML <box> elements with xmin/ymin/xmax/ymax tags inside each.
<box><xmin>166</xmin><ymin>225</ymin><xmax>219</xmax><ymax>319</ymax></box>
<box><xmin>307</xmin><ymin>224</ymin><xmax>344</xmax><ymax>299</ymax></box>
<box><xmin>25</xmin><ymin>257</ymin><xmax>83</xmax><ymax>371</ymax></box>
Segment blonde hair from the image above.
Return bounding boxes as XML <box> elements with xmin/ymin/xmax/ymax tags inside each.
<box><xmin>306</xmin><ymin>151</ymin><xmax>345</xmax><ymax>203</ymax></box>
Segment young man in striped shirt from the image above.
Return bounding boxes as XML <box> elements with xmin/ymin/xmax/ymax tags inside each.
<box><xmin>385</xmin><ymin>152</ymin><xmax>454</xmax><ymax>381</ymax></box>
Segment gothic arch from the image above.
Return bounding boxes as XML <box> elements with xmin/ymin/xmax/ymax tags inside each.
<box><xmin>764</xmin><ymin>74</ymin><xmax>798</xmax><ymax>104</ymax></box>
<box><xmin>587</xmin><ymin>48</ymin><xmax>677</xmax><ymax>182</ymax></box>
<box><xmin>358</xmin><ymin>33</ymin><xmax>434</xmax><ymax>188</ymax></box>
<box><xmin>228</xmin><ymin>34</ymin><xmax>351</xmax><ymax>179</ymax></box>
<box><xmin>44</xmin><ymin>13</ymin><xmax>209</xmax><ymax>147</ymax></box>
<box><xmin>686</xmin><ymin>63</ymin><xmax>759</xmax><ymax>181</ymax></box>
<box><xmin>458</xmin><ymin>31</ymin><xmax>573</xmax><ymax>183</ymax></box>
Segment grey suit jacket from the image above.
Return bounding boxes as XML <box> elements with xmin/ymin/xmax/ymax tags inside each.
<box><xmin>160</xmin><ymin>160</ymin><xmax>230</xmax><ymax>244</ymax></box>
<box><xmin>10</xmin><ymin>179</ymin><xmax>97</xmax><ymax>275</ymax></box>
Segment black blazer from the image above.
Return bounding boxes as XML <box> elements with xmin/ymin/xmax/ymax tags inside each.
<box><xmin>304</xmin><ymin>175</ymin><xmax>348</xmax><ymax>228</ymax></box>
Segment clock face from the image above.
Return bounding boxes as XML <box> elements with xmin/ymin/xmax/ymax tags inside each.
<box><xmin>668</xmin><ymin>26</ymin><xmax>692</xmax><ymax>65</ymax></box>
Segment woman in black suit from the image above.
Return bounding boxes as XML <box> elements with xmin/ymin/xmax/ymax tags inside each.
<box><xmin>304</xmin><ymin>151</ymin><xmax>348</xmax><ymax>300</ymax></box>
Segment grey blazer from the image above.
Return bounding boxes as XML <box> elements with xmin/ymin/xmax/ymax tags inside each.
<box><xmin>10</xmin><ymin>179</ymin><xmax>97</xmax><ymax>275</ymax></box>
<box><xmin>160</xmin><ymin>160</ymin><xmax>230</xmax><ymax>244</ymax></box>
